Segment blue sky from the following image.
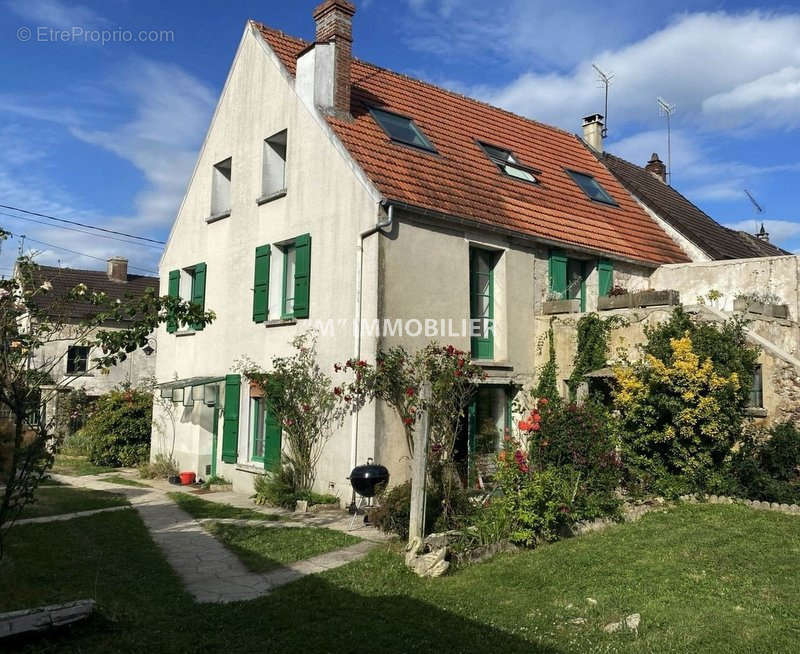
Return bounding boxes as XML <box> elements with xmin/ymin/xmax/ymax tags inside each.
<box><xmin>2</xmin><ymin>0</ymin><xmax>800</xmax><ymax>277</ymax></box>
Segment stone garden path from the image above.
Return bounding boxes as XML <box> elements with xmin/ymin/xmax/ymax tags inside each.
<box><xmin>46</xmin><ymin>473</ymin><xmax>386</xmax><ymax>603</ymax></box>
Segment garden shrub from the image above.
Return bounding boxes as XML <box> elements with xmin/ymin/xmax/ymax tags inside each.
<box><xmin>614</xmin><ymin>332</ymin><xmax>749</xmax><ymax>497</ymax></box>
<box><xmin>81</xmin><ymin>387</ymin><xmax>152</xmax><ymax>467</ymax></box>
<box><xmin>60</xmin><ymin>429</ymin><xmax>92</xmax><ymax>457</ymax></box>
<box><xmin>727</xmin><ymin>421</ymin><xmax>800</xmax><ymax>503</ymax></box>
<box><xmin>254</xmin><ymin>465</ymin><xmax>339</xmax><ymax>509</ymax></box>
<box><xmin>138</xmin><ymin>453</ymin><xmax>178</xmax><ymax>479</ymax></box>
<box><xmin>492</xmin><ymin>437</ymin><xmax>579</xmax><ymax>546</ymax></box>
<box><xmin>526</xmin><ymin>398</ymin><xmax>622</xmax><ymax>519</ymax></box>
<box><xmin>371</xmin><ymin>480</ymin><xmax>443</xmax><ymax>540</ymax></box>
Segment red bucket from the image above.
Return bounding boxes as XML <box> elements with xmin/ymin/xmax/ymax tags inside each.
<box><xmin>179</xmin><ymin>471</ymin><xmax>196</xmax><ymax>486</ymax></box>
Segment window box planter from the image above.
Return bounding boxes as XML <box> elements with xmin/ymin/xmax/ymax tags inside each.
<box><xmin>733</xmin><ymin>299</ymin><xmax>789</xmax><ymax>319</ymax></box>
<box><xmin>542</xmin><ymin>298</ymin><xmax>581</xmax><ymax>315</ymax></box>
<box><xmin>598</xmin><ymin>289</ymin><xmax>680</xmax><ymax>310</ymax></box>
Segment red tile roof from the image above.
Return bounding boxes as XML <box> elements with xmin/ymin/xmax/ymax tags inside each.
<box><xmin>256</xmin><ymin>23</ymin><xmax>689</xmax><ymax>265</ymax></box>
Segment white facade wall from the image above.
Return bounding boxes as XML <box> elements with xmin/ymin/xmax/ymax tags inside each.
<box><xmin>153</xmin><ymin>27</ymin><xmax>381</xmax><ymax>498</ymax></box>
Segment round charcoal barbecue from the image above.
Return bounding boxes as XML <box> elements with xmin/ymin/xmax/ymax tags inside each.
<box><xmin>347</xmin><ymin>458</ymin><xmax>389</xmax><ymax>529</ymax></box>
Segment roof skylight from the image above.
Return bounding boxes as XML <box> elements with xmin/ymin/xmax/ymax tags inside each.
<box><xmin>567</xmin><ymin>170</ymin><xmax>617</xmax><ymax>205</ymax></box>
<box><xmin>479</xmin><ymin>142</ymin><xmax>539</xmax><ymax>183</ymax></box>
<box><xmin>369</xmin><ymin>107</ymin><xmax>436</xmax><ymax>152</ymax></box>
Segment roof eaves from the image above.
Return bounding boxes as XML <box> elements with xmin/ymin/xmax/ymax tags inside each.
<box><xmin>387</xmin><ymin>199</ymin><xmax>663</xmax><ymax>268</ymax></box>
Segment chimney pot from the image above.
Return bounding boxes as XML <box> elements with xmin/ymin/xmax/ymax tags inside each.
<box><xmin>756</xmin><ymin>223</ymin><xmax>770</xmax><ymax>242</ymax></box>
<box><xmin>645</xmin><ymin>152</ymin><xmax>667</xmax><ymax>183</ymax></box>
<box><xmin>582</xmin><ymin>114</ymin><xmax>604</xmax><ymax>152</ymax></box>
<box><xmin>107</xmin><ymin>257</ymin><xmax>128</xmax><ymax>282</ymax></box>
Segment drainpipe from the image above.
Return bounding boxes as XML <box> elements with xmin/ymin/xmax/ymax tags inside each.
<box><xmin>349</xmin><ymin>202</ymin><xmax>393</xmax><ymax>477</ymax></box>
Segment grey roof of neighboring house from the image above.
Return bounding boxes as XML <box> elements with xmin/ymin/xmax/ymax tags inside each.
<box><xmin>28</xmin><ymin>265</ymin><xmax>159</xmax><ymax>323</ymax></box>
<box><xmin>601</xmin><ymin>153</ymin><xmax>790</xmax><ymax>260</ymax></box>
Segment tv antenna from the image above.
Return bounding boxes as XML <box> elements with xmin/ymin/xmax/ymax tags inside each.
<box><xmin>592</xmin><ymin>64</ymin><xmax>614</xmax><ymax>137</ymax></box>
<box><xmin>744</xmin><ymin>189</ymin><xmax>765</xmax><ymax>235</ymax></box>
<box><xmin>657</xmin><ymin>97</ymin><xmax>676</xmax><ymax>184</ymax></box>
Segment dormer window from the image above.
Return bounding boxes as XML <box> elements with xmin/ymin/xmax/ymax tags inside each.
<box><xmin>369</xmin><ymin>107</ymin><xmax>436</xmax><ymax>153</ymax></box>
<box><xmin>479</xmin><ymin>142</ymin><xmax>539</xmax><ymax>183</ymax></box>
<box><xmin>567</xmin><ymin>170</ymin><xmax>617</xmax><ymax>205</ymax></box>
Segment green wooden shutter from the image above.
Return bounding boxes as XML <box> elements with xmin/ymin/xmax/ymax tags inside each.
<box><xmin>293</xmin><ymin>233</ymin><xmax>311</xmax><ymax>319</ymax></box>
<box><xmin>263</xmin><ymin>401</ymin><xmax>282</xmax><ymax>470</ymax></box>
<box><xmin>598</xmin><ymin>259</ymin><xmax>614</xmax><ymax>297</ymax></box>
<box><xmin>253</xmin><ymin>245</ymin><xmax>271</xmax><ymax>323</ymax></box>
<box><xmin>549</xmin><ymin>251</ymin><xmax>568</xmax><ymax>298</ymax></box>
<box><xmin>221</xmin><ymin>374</ymin><xmax>241</xmax><ymax>464</ymax></box>
<box><xmin>167</xmin><ymin>270</ymin><xmax>180</xmax><ymax>333</ymax></box>
<box><xmin>190</xmin><ymin>263</ymin><xmax>207</xmax><ymax>331</ymax></box>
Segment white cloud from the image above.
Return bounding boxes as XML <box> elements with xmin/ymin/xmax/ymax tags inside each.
<box><xmin>468</xmin><ymin>11</ymin><xmax>800</xmax><ymax>133</ymax></box>
<box><xmin>71</xmin><ymin>58</ymin><xmax>216</xmax><ymax>229</ymax></box>
<box><xmin>5</xmin><ymin>0</ymin><xmax>107</xmax><ymax>30</ymax></box>
<box><xmin>702</xmin><ymin>67</ymin><xmax>800</xmax><ymax>129</ymax></box>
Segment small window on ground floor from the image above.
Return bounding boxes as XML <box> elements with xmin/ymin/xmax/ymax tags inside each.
<box><xmin>748</xmin><ymin>365</ymin><xmax>763</xmax><ymax>408</ymax></box>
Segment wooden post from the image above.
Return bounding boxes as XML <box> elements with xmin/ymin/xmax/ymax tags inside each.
<box><xmin>408</xmin><ymin>383</ymin><xmax>431</xmax><ymax>545</ymax></box>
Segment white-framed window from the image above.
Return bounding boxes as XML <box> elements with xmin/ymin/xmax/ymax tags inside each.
<box><xmin>262</xmin><ymin>130</ymin><xmax>287</xmax><ymax>198</ymax></box>
<box><xmin>211</xmin><ymin>157</ymin><xmax>232</xmax><ymax>216</ymax></box>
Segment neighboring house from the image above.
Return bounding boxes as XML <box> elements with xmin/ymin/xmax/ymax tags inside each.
<box><xmin>151</xmin><ymin>1</ymin><xmax>799</xmax><ymax>499</ymax></box>
<box><xmin>594</xmin><ymin>146</ymin><xmax>789</xmax><ymax>262</ymax></box>
<box><xmin>22</xmin><ymin>258</ymin><xmax>159</xmax><ymax>432</ymax></box>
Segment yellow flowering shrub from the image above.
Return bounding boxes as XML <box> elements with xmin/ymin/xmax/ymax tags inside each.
<box><xmin>614</xmin><ymin>334</ymin><xmax>743</xmax><ymax>494</ymax></box>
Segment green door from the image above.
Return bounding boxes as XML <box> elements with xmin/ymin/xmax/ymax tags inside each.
<box><xmin>263</xmin><ymin>402</ymin><xmax>282</xmax><ymax>470</ymax></box>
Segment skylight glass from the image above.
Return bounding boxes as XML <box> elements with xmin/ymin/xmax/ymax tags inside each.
<box><xmin>479</xmin><ymin>142</ymin><xmax>538</xmax><ymax>183</ymax></box>
<box><xmin>370</xmin><ymin>108</ymin><xmax>436</xmax><ymax>152</ymax></box>
<box><xmin>567</xmin><ymin>170</ymin><xmax>617</xmax><ymax>205</ymax></box>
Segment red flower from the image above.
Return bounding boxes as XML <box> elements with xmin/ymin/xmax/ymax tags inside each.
<box><xmin>334</xmin><ymin>387</ymin><xmax>342</xmax><ymax>395</ymax></box>
<box><xmin>531</xmin><ymin>423</ymin><xmax>541</xmax><ymax>431</ymax></box>
<box><xmin>403</xmin><ymin>417</ymin><xmax>413</xmax><ymax>426</ymax></box>
<box><xmin>446</xmin><ymin>345</ymin><xmax>455</xmax><ymax>355</ymax></box>
<box><xmin>457</xmin><ymin>358</ymin><xmax>465</xmax><ymax>368</ymax></box>
<box><xmin>454</xmin><ymin>370</ymin><xmax>462</xmax><ymax>377</ymax></box>
<box><xmin>302</xmin><ymin>404</ymin><xmax>310</xmax><ymax>412</ymax></box>
<box><xmin>405</xmin><ymin>387</ymin><xmax>415</xmax><ymax>397</ymax></box>
<box><xmin>358</xmin><ymin>360</ymin><xmax>367</xmax><ymax>368</ymax></box>
<box><xmin>518</xmin><ymin>420</ymin><xmax>532</xmax><ymax>432</ymax></box>
<box><xmin>538</xmin><ymin>398</ymin><xmax>549</xmax><ymax>406</ymax></box>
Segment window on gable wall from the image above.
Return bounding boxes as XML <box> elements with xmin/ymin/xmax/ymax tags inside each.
<box><xmin>211</xmin><ymin>157</ymin><xmax>232</xmax><ymax>216</ymax></box>
<box><xmin>567</xmin><ymin>170</ymin><xmax>617</xmax><ymax>205</ymax></box>
<box><xmin>478</xmin><ymin>142</ymin><xmax>539</xmax><ymax>183</ymax></box>
<box><xmin>369</xmin><ymin>107</ymin><xmax>436</xmax><ymax>152</ymax></box>
<box><xmin>66</xmin><ymin>345</ymin><xmax>89</xmax><ymax>374</ymax></box>
<box><xmin>262</xmin><ymin>130</ymin><xmax>287</xmax><ymax>198</ymax></box>
<box><xmin>167</xmin><ymin>263</ymin><xmax>207</xmax><ymax>333</ymax></box>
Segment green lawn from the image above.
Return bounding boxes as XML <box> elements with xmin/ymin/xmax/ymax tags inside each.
<box><xmin>51</xmin><ymin>455</ymin><xmax>117</xmax><ymax>477</ymax></box>
<box><xmin>167</xmin><ymin>492</ymin><xmax>281</xmax><ymax>521</ymax></box>
<box><xmin>206</xmin><ymin>524</ymin><xmax>361</xmax><ymax>573</ymax></box>
<box><xmin>102</xmin><ymin>475</ymin><xmax>149</xmax><ymax>488</ymax></box>
<box><xmin>19</xmin><ymin>485</ymin><xmax>128</xmax><ymax>519</ymax></box>
<box><xmin>1</xmin><ymin>504</ymin><xmax>799</xmax><ymax>652</ymax></box>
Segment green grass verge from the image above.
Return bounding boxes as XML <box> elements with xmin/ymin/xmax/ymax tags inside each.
<box><xmin>102</xmin><ymin>475</ymin><xmax>149</xmax><ymax>488</ymax></box>
<box><xmin>205</xmin><ymin>524</ymin><xmax>361</xmax><ymax>573</ymax></box>
<box><xmin>167</xmin><ymin>492</ymin><xmax>280</xmax><ymax>521</ymax></box>
<box><xmin>1</xmin><ymin>504</ymin><xmax>800</xmax><ymax>652</ymax></box>
<box><xmin>51</xmin><ymin>455</ymin><xmax>117</xmax><ymax>477</ymax></box>
<box><xmin>19</xmin><ymin>485</ymin><xmax>128</xmax><ymax>519</ymax></box>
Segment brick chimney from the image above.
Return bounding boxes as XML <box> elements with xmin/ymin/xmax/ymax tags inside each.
<box><xmin>645</xmin><ymin>153</ymin><xmax>667</xmax><ymax>183</ymax></box>
<box><xmin>107</xmin><ymin>257</ymin><xmax>128</xmax><ymax>282</ymax></box>
<box><xmin>297</xmin><ymin>0</ymin><xmax>354</xmax><ymax>118</ymax></box>
<box><xmin>582</xmin><ymin>114</ymin><xmax>604</xmax><ymax>152</ymax></box>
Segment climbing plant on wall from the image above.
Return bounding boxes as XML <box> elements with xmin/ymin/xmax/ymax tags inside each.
<box><xmin>534</xmin><ymin>321</ymin><xmax>560</xmax><ymax>403</ymax></box>
<box><xmin>567</xmin><ymin>313</ymin><xmax>625</xmax><ymax>397</ymax></box>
